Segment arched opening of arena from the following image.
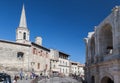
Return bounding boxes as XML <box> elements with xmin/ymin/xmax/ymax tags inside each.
<box><xmin>91</xmin><ymin>76</ymin><xmax>95</xmax><ymax>83</ymax></box>
<box><xmin>101</xmin><ymin>76</ymin><xmax>114</xmax><ymax>83</ymax></box>
<box><xmin>98</xmin><ymin>24</ymin><xmax>113</xmax><ymax>55</ymax></box>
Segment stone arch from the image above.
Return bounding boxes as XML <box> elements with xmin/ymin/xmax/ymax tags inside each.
<box><xmin>101</xmin><ymin>76</ymin><xmax>114</xmax><ymax>83</ymax></box>
<box><xmin>98</xmin><ymin>23</ymin><xmax>113</xmax><ymax>55</ymax></box>
<box><xmin>90</xmin><ymin>35</ymin><xmax>95</xmax><ymax>63</ymax></box>
<box><xmin>100</xmin><ymin>71</ymin><xmax>114</xmax><ymax>82</ymax></box>
<box><xmin>91</xmin><ymin>75</ymin><xmax>95</xmax><ymax>83</ymax></box>
<box><xmin>23</xmin><ymin>32</ymin><xmax>26</xmax><ymax>40</ymax></box>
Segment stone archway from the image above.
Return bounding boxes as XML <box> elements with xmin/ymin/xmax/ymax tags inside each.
<box><xmin>91</xmin><ymin>76</ymin><xmax>95</xmax><ymax>83</ymax></box>
<box><xmin>98</xmin><ymin>24</ymin><xmax>113</xmax><ymax>55</ymax></box>
<box><xmin>101</xmin><ymin>76</ymin><xmax>114</xmax><ymax>83</ymax></box>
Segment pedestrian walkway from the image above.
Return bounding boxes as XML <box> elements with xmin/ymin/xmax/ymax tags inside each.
<box><xmin>16</xmin><ymin>77</ymin><xmax>82</xmax><ymax>83</ymax></box>
<box><xmin>17</xmin><ymin>79</ymin><xmax>32</xmax><ymax>83</ymax></box>
<box><xmin>38</xmin><ymin>77</ymin><xmax>82</xmax><ymax>83</ymax></box>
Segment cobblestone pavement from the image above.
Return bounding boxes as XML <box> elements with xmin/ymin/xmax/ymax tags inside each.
<box><xmin>16</xmin><ymin>77</ymin><xmax>82</xmax><ymax>83</ymax></box>
<box><xmin>17</xmin><ymin>79</ymin><xmax>32</xmax><ymax>83</ymax></box>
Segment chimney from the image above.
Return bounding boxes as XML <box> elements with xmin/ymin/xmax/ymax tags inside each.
<box><xmin>35</xmin><ymin>37</ymin><xmax>42</xmax><ymax>45</ymax></box>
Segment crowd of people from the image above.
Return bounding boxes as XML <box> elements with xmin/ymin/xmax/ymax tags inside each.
<box><xmin>12</xmin><ymin>72</ymin><xmax>48</xmax><ymax>83</ymax></box>
<box><xmin>12</xmin><ymin>72</ymin><xmax>85</xmax><ymax>83</ymax></box>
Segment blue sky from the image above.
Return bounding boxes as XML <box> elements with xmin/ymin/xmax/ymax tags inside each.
<box><xmin>0</xmin><ymin>0</ymin><xmax>119</xmax><ymax>64</ymax></box>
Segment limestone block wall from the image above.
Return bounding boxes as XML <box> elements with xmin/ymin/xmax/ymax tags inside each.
<box><xmin>0</xmin><ymin>41</ymin><xmax>30</xmax><ymax>73</ymax></box>
<box><xmin>87</xmin><ymin>60</ymin><xmax>120</xmax><ymax>83</ymax></box>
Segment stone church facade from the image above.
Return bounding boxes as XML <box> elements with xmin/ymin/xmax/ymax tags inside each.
<box><xmin>84</xmin><ymin>6</ymin><xmax>120</xmax><ymax>83</ymax></box>
<box><xmin>0</xmin><ymin>5</ymin><xmax>51</xmax><ymax>76</ymax></box>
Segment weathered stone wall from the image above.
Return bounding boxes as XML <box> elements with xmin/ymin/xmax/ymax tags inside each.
<box><xmin>86</xmin><ymin>60</ymin><xmax>120</xmax><ymax>83</ymax></box>
<box><xmin>0</xmin><ymin>41</ymin><xmax>30</xmax><ymax>75</ymax></box>
<box><xmin>31</xmin><ymin>45</ymin><xmax>50</xmax><ymax>75</ymax></box>
<box><xmin>85</xmin><ymin>6</ymin><xmax>120</xmax><ymax>83</ymax></box>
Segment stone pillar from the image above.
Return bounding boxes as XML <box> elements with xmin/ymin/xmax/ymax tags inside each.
<box><xmin>84</xmin><ymin>38</ymin><xmax>89</xmax><ymax>64</ymax></box>
<box><xmin>95</xmin><ymin>74</ymin><xmax>99</xmax><ymax>83</ymax></box>
<box><xmin>114</xmin><ymin>75</ymin><xmax>120</xmax><ymax>83</ymax></box>
<box><xmin>88</xmin><ymin>38</ymin><xmax>91</xmax><ymax>63</ymax></box>
<box><xmin>112</xmin><ymin>6</ymin><xmax>120</xmax><ymax>55</ymax></box>
<box><xmin>94</xmin><ymin>26</ymin><xmax>99</xmax><ymax>63</ymax></box>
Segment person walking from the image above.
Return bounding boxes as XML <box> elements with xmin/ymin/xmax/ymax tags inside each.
<box><xmin>20</xmin><ymin>71</ymin><xmax>23</xmax><ymax>80</ymax></box>
<box><xmin>25</xmin><ymin>73</ymin><xmax>28</xmax><ymax>80</ymax></box>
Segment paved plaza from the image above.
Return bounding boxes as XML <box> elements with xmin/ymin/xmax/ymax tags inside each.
<box><xmin>17</xmin><ymin>77</ymin><xmax>82</xmax><ymax>83</ymax></box>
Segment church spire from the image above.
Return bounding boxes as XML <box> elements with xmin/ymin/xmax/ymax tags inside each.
<box><xmin>16</xmin><ymin>4</ymin><xmax>30</xmax><ymax>44</ymax></box>
<box><xmin>19</xmin><ymin>4</ymin><xmax>27</xmax><ymax>28</ymax></box>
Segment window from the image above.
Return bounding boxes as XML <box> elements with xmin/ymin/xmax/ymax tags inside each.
<box><xmin>46</xmin><ymin>52</ymin><xmax>48</xmax><ymax>58</ymax></box>
<box><xmin>33</xmin><ymin>48</ymin><xmax>36</xmax><ymax>54</ymax></box>
<box><xmin>17</xmin><ymin>52</ymin><xmax>24</xmax><ymax>60</ymax></box>
<box><xmin>53</xmin><ymin>65</ymin><xmax>55</xmax><ymax>68</ymax></box>
<box><xmin>38</xmin><ymin>63</ymin><xmax>40</xmax><ymax>69</ymax></box>
<box><xmin>41</xmin><ymin>50</ymin><xmax>43</xmax><ymax>56</ymax></box>
<box><xmin>33</xmin><ymin>48</ymin><xmax>38</xmax><ymax>55</ymax></box>
<box><xmin>60</xmin><ymin>68</ymin><xmax>61</xmax><ymax>73</ymax></box>
<box><xmin>60</xmin><ymin>60</ymin><xmax>61</xmax><ymax>63</ymax></box>
<box><xmin>23</xmin><ymin>32</ymin><xmax>26</xmax><ymax>40</ymax></box>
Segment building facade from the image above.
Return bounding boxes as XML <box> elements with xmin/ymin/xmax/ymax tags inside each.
<box><xmin>49</xmin><ymin>49</ymin><xmax>70</xmax><ymax>76</ymax></box>
<box><xmin>49</xmin><ymin>49</ymin><xmax>59</xmax><ymax>76</ymax></box>
<box><xmin>70</xmin><ymin>61</ymin><xmax>84</xmax><ymax>76</ymax></box>
<box><xmin>84</xmin><ymin>6</ymin><xmax>120</xmax><ymax>83</ymax></box>
<box><xmin>59</xmin><ymin>52</ymin><xmax>70</xmax><ymax>76</ymax></box>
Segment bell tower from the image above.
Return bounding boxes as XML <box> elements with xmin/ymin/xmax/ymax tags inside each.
<box><xmin>16</xmin><ymin>5</ymin><xmax>30</xmax><ymax>44</ymax></box>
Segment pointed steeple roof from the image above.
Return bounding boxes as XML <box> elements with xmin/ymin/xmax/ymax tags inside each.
<box><xmin>19</xmin><ymin>4</ymin><xmax>27</xmax><ymax>28</ymax></box>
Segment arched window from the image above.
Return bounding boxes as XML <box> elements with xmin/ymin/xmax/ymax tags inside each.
<box><xmin>23</xmin><ymin>32</ymin><xmax>26</xmax><ymax>40</ymax></box>
<box><xmin>91</xmin><ymin>76</ymin><xmax>95</xmax><ymax>83</ymax></box>
<box><xmin>101</xmin><ymin>76</ymin><xmax>114</xmax><ymax>83</ymax></box>
<box><xmin>33</xmin><ymin>48</ymin><xmax>36</xmax><ymax>54</ymax></box>
<box><xmin>17</xmin><ymin>52</ymin><xmax>24</xmax><ymax>60</ymax></box>
<box><xmin>98</xmin><ymin>24</ymin><xmax>113</xmax><ymax>55</ymax></box>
